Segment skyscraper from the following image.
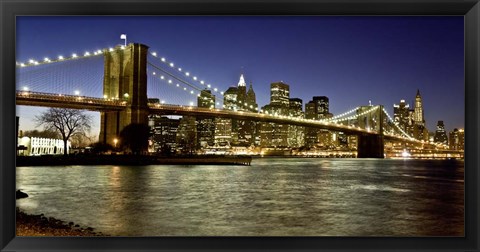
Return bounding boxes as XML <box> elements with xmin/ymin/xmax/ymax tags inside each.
<box><xmin>197</xmin><ymin>89</ymin><xmax>216</xmax><ymax>149</ymax></box>
<box><xmin>304</xmin><ymin>96</ymin><xmax>333</xmax><ymax>148</ymax></box>
<box><xmin>148</xmin><ymin>114</ymin><xmax>180</xmax><ymax>154</ymax></box>
<box><xmin>246</xmin><ymin>82</ymin><xmax>258</xmax><ymax>113</ymax></box>
<box><xmin>288</xmin><ymin>98</ymin><xmax>304</xmax><ymax>148</ymax></box>
<box><xmin>412</xmin><ymin>89</ymin><xmax>429</xmax><ymax>141</ymax></box>
<box><xmin>434</xmin><ymin>120</ymin><xmax>448</xmax><ymax>145</ymax></box>
<box><xmin>414</xmin><ymin>89</ymin><xmax>424</xmax><ymax>126</ymax></box>
<box><xmin>215</xmin><ymin>86</ymin><xmax>236</xmax><ymax>146</ymax></box>
<box><xmin>393</xmin><ymin>99</ymin><xmax>411</xmax><ymax>133</ymax></box>
<box><xmin>270</xmin><ymin>82</ymin><xmax>290</xmax><ymax>107</ymax></box>
<box><xmin>312</xmin><ymin>96</ymin><xmax>329</xmax><ymax>119</ymax></box>
<box><xmin>215</xmin><ymin>74</ymin><xmax>258</xmax><ymax>147</ymax></box>
<box><xmin>176</xmin><ymin>116</ymin><xmax>197</xmax><ymax>154</ymax></box>
<box><xmin>449</xmin><ymin>128</ymin><xmax>465</xmax><ymax>150</ymax></box>
<box><xmin>260</xmin><ymin>81</ymin><xmax>290</xmax><ymax>147</ymax></box>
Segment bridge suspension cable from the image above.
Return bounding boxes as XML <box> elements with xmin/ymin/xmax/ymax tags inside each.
<box><xmin>16</xmin><ymin>47</ymin><xmax>110</xmax><ymax>69</ymax></box>
<box><xmin>147</xmin><ymin>54</ymin><xmax>259</xmax><ymax>111</ymax></box>
<box><xmin>381</xmin><ymin>107</ymin><xmax>414</xmax><ymax>140</ymax></box>
<box><xmin>16</xmin><ymin>56</ymin><xmax>104</xmax><ymax>97</ymax></box>
<box><xmin>148</xmin><ymin>50</ymin><xmax>224</xmax><ymax>95</ymax></box>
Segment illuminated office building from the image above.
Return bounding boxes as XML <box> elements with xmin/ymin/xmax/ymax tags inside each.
<box><xmin>449</xmin><ymin>128</ymin><xmax>464</xmax><ymax>150</ymax></box>
<box><xmin>433</xmin><ymin>120</ymin><xmax>448</xmax><ymax>145</ymax></box>
<box><xmin>197</xmin><ymin>89</ymin><xmax>216</xmax><ymax>148</ymax></box>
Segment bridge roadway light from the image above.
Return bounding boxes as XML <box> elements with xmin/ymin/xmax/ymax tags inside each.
<box><xmin>74</xmin><ymin>90</ymin><xmax>80</xmax><ymax>96</ymax></box>
<box><xmin>113</xmin><ymin>138</ymin><xmax>118</xmax><ymax>148</ymax></box>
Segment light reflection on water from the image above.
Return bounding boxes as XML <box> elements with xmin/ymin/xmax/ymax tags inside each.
<box><xmin>16</xmin><ymin>158</ymin><xmax>464</xmax><ymax>236</ymax></box>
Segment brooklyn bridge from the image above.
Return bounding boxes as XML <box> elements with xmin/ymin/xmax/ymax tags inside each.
<box><xmin>16</xmin><ymin>43</ymin><xmax>461</xmax><ymax>158</ymax></box>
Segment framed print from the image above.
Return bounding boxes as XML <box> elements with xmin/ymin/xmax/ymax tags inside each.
<box><xmin>1</xmin><ymin>0</ymin><xmax>479</xmax><ymax>251</ymax></box>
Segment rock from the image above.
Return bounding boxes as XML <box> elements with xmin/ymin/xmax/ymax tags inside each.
<box><xmin>16</xmin><ymin>190</ymin><xmax>28</xmax><ymax>199</ymax></box>
<box><xmin>74</xmin><ymin>224</ymin><xmax>80</xmax><ymax>227</ymax></box>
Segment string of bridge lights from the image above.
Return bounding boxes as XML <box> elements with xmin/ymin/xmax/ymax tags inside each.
<box><xmin>381</xmin><ymin>107</ymin><xmax>414</xmax><ymax>140</ymax></box>
<box><xmin>15</xmin><ymin>45</ymin><xmax>130</xmax><ymax>68</ymax></box>
<box><xmin>148</xmin><ymin>69</ymin><xmax>220</xmax><ymax>107</ymax></box>
<box><xmin>147</xmin><ymin>52</ymin><xmax>259</xmax><ymax>111</ymax></box>
<box><xmin>149</xmin><ymin>51</ymin><xmax>223</xmax><ymax>94</ymax></box>
<box><xmin>328</xmin><ymin>105</ymin><xmax>380</xmax><ymax>124</ymax></box>
<box><xmin>322</xmin><ymin>107</ymin><xmax>360</xmax><ymax>122</ymax></box>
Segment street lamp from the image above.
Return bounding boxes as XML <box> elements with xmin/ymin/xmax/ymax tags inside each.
<box><xmin>113</xmin><ymin>138</ymin><xmax>118</xmax><ymax>148</ymax></box>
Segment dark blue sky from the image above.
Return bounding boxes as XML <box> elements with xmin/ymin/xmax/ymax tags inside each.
<box><xmin>16</xmin><ymin>16</ymin><xmax>464</xmax><ymax>135</ymax></box>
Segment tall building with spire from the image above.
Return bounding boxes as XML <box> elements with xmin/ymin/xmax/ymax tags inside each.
<box><xmin>215</xmin><ymin>74</ymin><xmax>258</xmax><ymax>148</ymax></box>
<box><xmin>246</xmin><ymin>82</ymin><xmax>258</xmax><ymax>112</ymax></box>
<box><xmin>412</xmin><ymin>89</ymin><xmax>429</xmax><ymax>141</ymax></box>
<box><xmin>414</xmin><ymin>89</ymin><xmax>425</xmax><ymax>126</ymax></box>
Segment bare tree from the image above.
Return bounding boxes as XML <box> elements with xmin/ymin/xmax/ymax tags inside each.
<box><xmin>35</xmin><ymin>108</ymin><xmax>92</xmax><ymax>155</ymax></box>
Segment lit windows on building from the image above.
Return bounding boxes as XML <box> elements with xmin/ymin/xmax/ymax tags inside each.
<box><xmin>393</xmin><ymin>99</ymin><xmax>411</xmax><ymax>133</ymax></box>
<box><xmin>449</xmin><ymin>128</ymin><xmax>464</xmax><ymax>150</ymax></box>
<box><xmin>288</xmin><ymin>98</ymin><xmax>305</xmax><ymax>148</ymax></box>
<box><xmin>148</xmin><ymin>114</ymin><xmax>180</xmax><ymax>154</ymax></box>
<box><xmin>433</xmin><ymin>120</ymin><xmax>448</xmax><ymax>145</ymax></box>
<box><xmin>270</xmin><ymin>82</ymin><xmax>290</xmax><ymax>108</ymax></box>
<box><xmin>17</xmin><ymin>137</ymin><xmax>70</xmax><ymax>156</ymax></box>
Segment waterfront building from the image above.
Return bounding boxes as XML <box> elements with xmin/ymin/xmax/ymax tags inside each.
<box><xmin>197</xmin><ymin>90</ymin><xmax>216</xmax><ymax>149</ymax></box>
<box><xmin>214</xmin><ymin>117</ymin><xmax>232</xmax><ymax>148</ymax></box>
<box><xmin>304</xmin><ymin>101</ymin><xmax>317</xmax><ymax>147</ymax></box>
<box><xmin>449</xmin><ymin>128</ymin><xmax>464</xmax><ymax>150</ymax></box>
<box><xmin>434</xmin><ymin>120</ymin><xmax>448</xmax><ymax>145</ymax></box>
<box><xmin>288</xmin><ymin>98</ymin><xmax>305</xmax><ymax>148</ymax></box>
<box><xmin>246</xmin><ymin>82</ymin><xmax>260</xmax><ymax>146</ymax></box>
<box><xmin>260</xmin><ymin>82</ymin><xmax>290</xmax><ymax>147</ymax></box>
<box><xmin>148</xmin><ymin>115</ymin><xmax>180</xmax><ymax>154</ymax></box>
<box><xmin>304</xmin><ymin>96</ymin><xmax>334</xmax><ymax>148</ymax></box>
<box><xmin>216</xmin><ymin>74</ymin><xmax>258</xmax><ymax>147</ymax></box>
<box><xmin>214</xmin><ymin>86</ymin><xmax>236</xmax><ymax>146</ymax></box>
<box><xmin>176</xmin><ymin>116</ymin><xmax>197</xmax><ymax>154</ymax></box>
<box><xmin>17</xmin><ymin>136</ymin><xmax>70</xmax><ymax>156</ymax></box>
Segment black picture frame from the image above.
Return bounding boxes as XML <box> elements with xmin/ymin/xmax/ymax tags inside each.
<box><xmin>1</xmin><ymin>0</ymin><xmax>479</xmax><ymax>251</ymax></box>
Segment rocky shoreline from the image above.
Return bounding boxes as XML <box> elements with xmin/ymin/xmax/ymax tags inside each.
<box><xmin>16</xmin><ymin>208</ymin><xmax>107</xmax><ymax>236</ymax></box>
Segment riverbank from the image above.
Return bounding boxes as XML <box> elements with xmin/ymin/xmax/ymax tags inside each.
<box><xmin>16</xmin><ymin>154</ymin><xmax>252</xmax><ymax>167</ymax></box>
<box><xmin>16</xmin><ymin>208</ymin><xmax>106</xmax><ymax>236</ymax></box>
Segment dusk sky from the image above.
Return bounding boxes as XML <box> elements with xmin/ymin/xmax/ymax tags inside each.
<box><xmin>16</xmin><ymin>16</ymin><xmax>464</xmax><ymax>137</ymax></box>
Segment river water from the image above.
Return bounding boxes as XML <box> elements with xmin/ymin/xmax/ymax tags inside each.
<box><xmin>16</xmin><ymin>158</ymin><xmax>464</xmax><ymax>236</ymax></box>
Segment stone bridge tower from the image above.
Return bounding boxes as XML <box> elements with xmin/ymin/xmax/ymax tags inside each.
<box><xmin>99</xmin><ymin>43</ymin><xmax>149</xmax><ymax>146</ymax></box>
<box><xmin>356</xmin><ymin>105</ymin><xmax>385</xmax><ymax>158</ymax></box>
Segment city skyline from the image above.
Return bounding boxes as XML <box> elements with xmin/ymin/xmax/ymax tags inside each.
<box><xmin>16</xmin><ymin>16</ymin><xmax>464</xmax><ymax>135</ymax></box>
